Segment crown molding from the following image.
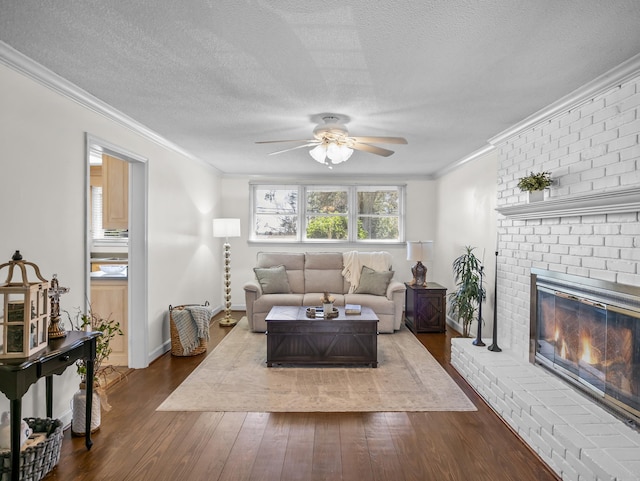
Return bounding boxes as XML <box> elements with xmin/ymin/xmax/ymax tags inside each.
<box><xmin>0</xmin><ymin>41</ymin><xmax>221</xmax><ymax>174</ymax></box>
<box><xmin>496</xmin><ymin>187</ymin><xmax>640</xmax><ymax>220</ymax></box>
<box><xmin>432</xmin><ymin>144</ymin><xmax>496</xmax><ymax>179</ymax></box>
<box><xmin>489</xmin><ymin>53</ymin><xmax>640</xmax><ymax>146</ymax></box>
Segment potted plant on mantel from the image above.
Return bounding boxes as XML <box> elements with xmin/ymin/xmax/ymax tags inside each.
<box><xmin>517</xmin><ymin>171</ymin><xmax>552</xmax><ymax>202</ymax></box>
<box><xmin>66</xmin><ymin>306</ymin><xmax>123</xmax><ymax>435</ymax></box>
<box><xmin>448</xmin><ymin>246</ymin><xmax>486</xmax><ymax>338</ymax></box>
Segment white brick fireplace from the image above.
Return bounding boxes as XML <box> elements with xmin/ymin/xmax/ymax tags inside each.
<box><xmin>451</xmin><ymin>58</ymin><xmax>640</xmax><ymax>480</ymax></box>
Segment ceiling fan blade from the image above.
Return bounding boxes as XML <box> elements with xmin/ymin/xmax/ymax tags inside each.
<box><xmin>350</xmin><ymin>136</ymin><xmax>407</xmax><ymax>144</ymax></box>
<box><xmin>268</xmin><ymin>142</ymin><xmax>319</xmax><ymax>155</ymax></box>
<box><xmin>256</xmin><ymin>139</ymin><xmax>315</xmax><ymax>144</ymax></box>
<box><xmin>351</xmin><ymin>143</ymin><xmax>395</xmax><ymax>157</ymax></box>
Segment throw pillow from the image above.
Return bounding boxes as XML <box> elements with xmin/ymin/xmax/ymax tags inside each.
<box><xmin>253</xmin><ymin>265</ymin><xmax>291</xmax><ymax>294</ymax></box>
<box><xmin>354</xmin><ymin>266</ymin><xmax>394</xmax><ymax>296</ymax></box>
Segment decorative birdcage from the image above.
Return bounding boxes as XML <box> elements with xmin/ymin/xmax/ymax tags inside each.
<box><xmin>0</xmin><ymin>251</ymin><xmax>50</xmax><ymax>358</ymax></box>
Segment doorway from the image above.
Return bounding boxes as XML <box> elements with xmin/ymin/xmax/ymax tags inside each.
<box><xmin>85</xmin><ymin>134</ymin><xmax>149</xmax><ymax>369</ymax></box>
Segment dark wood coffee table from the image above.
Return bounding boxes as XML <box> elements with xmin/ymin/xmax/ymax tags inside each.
<box><xmin>265</xmin><ymin>306</ymin><xmax>379</xmax><ymax>367</ymax></box>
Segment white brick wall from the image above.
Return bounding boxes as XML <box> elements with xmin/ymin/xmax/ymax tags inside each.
<box><xmin>451</xmin><ymin>71</ymin><xmax>640</xmax><ymax>480</ymax></box>
<box><xmin>495</xmin><ymin>75</ymin><xmax>640</xmax><ymax>358</ymax></box>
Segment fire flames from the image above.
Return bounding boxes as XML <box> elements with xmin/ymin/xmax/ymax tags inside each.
<box><xmin>554</xmin><ymin>327</ymin><xmax>600</xmax><ymax>366</ymax></box>
<box><xmin>560</xmin><ymin>340</ymin><xmax>567</xmax><ymax>359</ymax></box>
<box><xmin>581</xmin><ymin>337</ymin><xmax>595</xmax><ymax>364</ymax></box>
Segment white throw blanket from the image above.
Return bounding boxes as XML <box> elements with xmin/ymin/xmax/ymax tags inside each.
<box><xmin>342</xmin><ymin>251</ymin><xmax>392</xmax><ymax>292</ymax></box>
<box><xmin>172</xmin><ymin>306</ymin><xmax>212</xmax><ymax>355</ymax></box>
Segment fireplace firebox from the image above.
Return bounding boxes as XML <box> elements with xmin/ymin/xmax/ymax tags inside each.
<box><xmin>530</xmin><ymin>269</ymin><xmax>640</xmax><ymax>426</ymax></box>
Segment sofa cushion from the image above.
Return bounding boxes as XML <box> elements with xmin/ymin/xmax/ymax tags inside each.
<box><xmin>304</xmin><ymin>252</ymin><xmax>345</xmax><ymax>294</ymax></box>
<box><xmin>344</xmin><ymin>293</ymin><xmax>395</xmax><ymax>315</ymax></box>
<box><xmin>253</xmin><ymin>293</ymin><xmax>303</xmax><ymax>313</ymax></box>
<box><xmin>253</xmin><ymin>265</ymin><xmax>291</xmax><ymax>294</ymax></box>
<box><xmin>354</xmin><ymin>266</ymin><xmax>394</xmax><ymax>296</ymax></box>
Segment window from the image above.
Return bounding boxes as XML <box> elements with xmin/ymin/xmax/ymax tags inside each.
<box><xmin>305</xmin><ymin>187</ymin><xmax>349</xmax><ymax>241</ymax></box>
<box><xmin>251</xmin><ymin>184</ymin><xmax>404</xmax><ymax>243</ymax></box>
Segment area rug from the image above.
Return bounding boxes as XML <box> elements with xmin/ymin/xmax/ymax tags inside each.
<box><xmin>157</xmin><ymin>317</ymin><xmax>476</xmax><ymax>412</ymax></box>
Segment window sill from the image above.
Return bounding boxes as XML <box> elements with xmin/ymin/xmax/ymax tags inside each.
<box><xmin>247</xmin><ymin>240</ymin><xmax>406</xmax><ymax>247</ymax></box>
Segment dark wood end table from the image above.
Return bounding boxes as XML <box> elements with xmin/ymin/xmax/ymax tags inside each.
<box><xmin>404</xmin><ymin>282</ymin><xmax>447</xmax><ymax>333</ymax></box>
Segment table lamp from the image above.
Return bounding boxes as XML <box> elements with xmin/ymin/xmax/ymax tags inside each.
<box><xmin>406</xmin><ymin>241</ymin><xmax>433</xmax><ymax>287</ymax></box>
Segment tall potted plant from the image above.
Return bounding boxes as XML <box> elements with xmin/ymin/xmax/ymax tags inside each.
<box><xmin>448</xmin><ymin>246</ymin><xmax>486</xmax><ymax>337</ymax></box>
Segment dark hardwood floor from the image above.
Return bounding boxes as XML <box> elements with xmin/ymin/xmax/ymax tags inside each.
<box><xmin>44</xmin><ymin>312</ymin><xmax>559</xmax><ymax>481</ymax></box>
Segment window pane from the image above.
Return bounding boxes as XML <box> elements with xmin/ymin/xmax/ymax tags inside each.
<box><xmin>254</xmin><ymin>215</ymin><xmax>297</xmax><ymax>239</ymax></box>
<box><xmin>255</xmin><ymin>188</ymin><xmax>297</xmax><ymax>215</ymax></box>
<box><xmin>358</xmin><ymin>190</ymin><xmax>399</xmax><ymax>215</ymax></box>
<box><xmin>306</xmin><ymin>215</ymin><xmax>348</xmax><ymax>240</ymax></box>
<box><xmin>358</xmin><ymin>216</ymin><xmax>399</xmax><ymax>240</ymax></box>
<box><xmin>253</xmin><ymin>187</ymin><xmax>298</xmax><ymax>240</ymax></box>
<box><xmin>306</xmin><ymin>189</ymin><xmax>348</xmax><ymax>214</ymax></box>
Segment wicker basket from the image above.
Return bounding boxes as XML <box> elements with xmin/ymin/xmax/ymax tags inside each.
<box><xmin>169</xmin><ymin>303</ymin><xmax>209</xmax><ymax>357</ymax></box>
<box><xmin>0</xmin><ymin>418</ymin><xmax>63</xmax><ymax>481</ymax></box>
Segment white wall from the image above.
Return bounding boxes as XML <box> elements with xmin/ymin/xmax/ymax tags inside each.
<box><xmin>0</xmin><ymin>64</ymin><xmax>222</xmax><ymax>422</ymax></box>
<box><xmin>433</xmin><ymin>151</ymin><xmax>499</xmax><ymax>337</ymax></box>
<box><xmin>220</xmin><ymin>176</ymin><xmax>438</xmax><ymax>308</ymax></box>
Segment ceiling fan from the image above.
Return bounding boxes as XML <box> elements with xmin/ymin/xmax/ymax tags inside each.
<box><xmin>256</xmin><ymin>115</ymin><xmax>407</xmax><ymax>168</ymax></box>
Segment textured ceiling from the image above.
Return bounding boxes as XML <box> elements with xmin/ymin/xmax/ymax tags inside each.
<box><xmin>2</xmin><ymin>1</ymin><xmax>640</xmax><ymax>177</ymax></box>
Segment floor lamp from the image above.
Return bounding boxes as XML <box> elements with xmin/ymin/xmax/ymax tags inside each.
<box><xmin>213</xmin><ymin>218</ymin><xmax>241</xmax><ymax>327</ymax></box>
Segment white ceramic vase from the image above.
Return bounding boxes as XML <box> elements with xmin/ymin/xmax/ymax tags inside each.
<box><xmin>71</xmin><ymin>384</ymin><xmax>101</xmax><ymax>435</ymax></box>
<box><xmin>528</xmin><ymin>190</ymin><xmax>544</xmax><ymax>202</ymax></box>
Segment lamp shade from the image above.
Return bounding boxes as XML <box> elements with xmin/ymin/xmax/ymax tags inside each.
<box><xmin>326</xmin><ymin>143</ymin><xmax>353</xmax><ymax>164</ymax></box>
<box><xmin>309</xmin><ymin>144</ymin><xmax>327</xmax><ymax>163</ymax></box>
<box><xmin>213</xmin><ymin>218</ymin><xmax>241</xmax><ymax>238</ymax></box>
<box><xmin>310</xmin><ymin>142</ymin><xmax>353</xmax><ymax>165</ymax></box>
<box><xmin>406</xmin><ymin>241</ymin><xmax>433</xmax><ymax>262</ymax></box>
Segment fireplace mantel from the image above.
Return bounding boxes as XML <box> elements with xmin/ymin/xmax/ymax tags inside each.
<box><xmin>496</xmin><ymin>186</ymin><xmax>640</xmax><ymax>220</ymax></box>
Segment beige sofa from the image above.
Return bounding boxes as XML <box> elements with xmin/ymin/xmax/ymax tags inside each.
<box><xmin>243</xmin><ymin>251</ymin><xmax>406</xmax><ymax>333</ymax></box>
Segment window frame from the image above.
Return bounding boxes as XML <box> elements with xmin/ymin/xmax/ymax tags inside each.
<box><xmin>250</xmin><ymin>183</ymin><xmax>405</xmax><ymax>244</ymax></box>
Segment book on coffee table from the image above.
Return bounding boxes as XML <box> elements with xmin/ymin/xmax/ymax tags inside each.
<box><xmin>345</xmin><ymin>304</ymin><xmax>362</xmax><ymax>314</ymax></box>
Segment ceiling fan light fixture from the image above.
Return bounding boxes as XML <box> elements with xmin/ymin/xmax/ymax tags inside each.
<box><xmin>258</xmin><ymin>113</ymin><xmax>406</xmax><ymax>166</ymax></box>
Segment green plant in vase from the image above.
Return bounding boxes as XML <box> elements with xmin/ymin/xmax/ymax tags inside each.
<box><xmin>66</xmin><ymin>306</ymin><xmax>123</xmax><ymax>435</ymax></box>
<box><xmin>448</xmin><ymin>246</ymin><xmax>486</xmax><ymax>338</ymax></box>
<box><xmin>517</xmin><ymin>171</ymin><xmax>552</xmax><ymax>192</ymax></box>
<box><xmin>67</xmin><ymin>306</ymin><xmax>123</xmax><ymax>385</ymax></box>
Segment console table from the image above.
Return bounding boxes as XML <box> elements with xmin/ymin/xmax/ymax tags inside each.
<box><xmin>0</xmin><ymin>331</ymin><xmax>100</xmax><ymax>481</ymax></box>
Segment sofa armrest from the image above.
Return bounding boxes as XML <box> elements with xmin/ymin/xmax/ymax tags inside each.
<box><xmin>244</xmin><ymin>280</ymin><xmax>262</xmax><ymax>295</ymax></box>
<box><xmin>387</xmin><ymin>280</ymin><xmax>406</xmax><ymax>331</ymax></box>
<box><xmin>386</xmin><ymin>280</ymin><xmax>406</xmax><ymax>300</ymax></box>
<box><xmin>243</xmin><ymin>281</ymin><xmax>262</xmax><ymax>330</ymax></box>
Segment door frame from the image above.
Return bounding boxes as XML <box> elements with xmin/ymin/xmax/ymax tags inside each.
<box><xmin>85</xmin><ymin>133</ymin><xmax>149</xmax><ymax>368</ymax></box>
